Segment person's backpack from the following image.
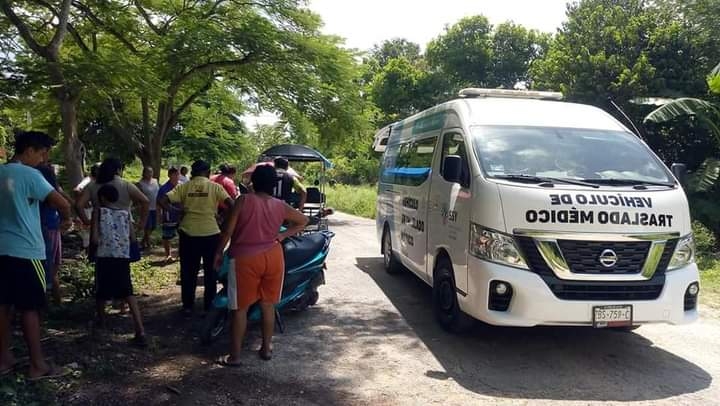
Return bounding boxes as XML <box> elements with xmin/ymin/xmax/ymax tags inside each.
<box><xmin>273</xmin><ymin>170</ymin><xmax>294</xmax><ymax>203</ymax></box>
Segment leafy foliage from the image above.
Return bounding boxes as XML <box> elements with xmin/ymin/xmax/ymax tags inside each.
<box><xmin>531</xmin><ymin>0</ymin><xmax>707</xmax><ymax>102</ymax></box>
<box><xmin>644</xmin><ymin>98</ymin><xmax>720</xmax><ymax>136</ymax></box>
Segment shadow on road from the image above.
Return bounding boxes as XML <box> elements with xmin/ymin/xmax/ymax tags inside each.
<box><xmin>355</xmin><ymin>256</ymin><xmax>713</xmax><ymax>402</ymax></box>
<box><xmin>39</xmin><ymin>284</ymin><xmax>404</xmax><ymax>405</ymax></box>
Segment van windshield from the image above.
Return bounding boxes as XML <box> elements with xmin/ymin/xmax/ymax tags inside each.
<box><xmin>471</xmin><ymin>126</ymin><xmax>675</xmax><ymax>185</ymax></box>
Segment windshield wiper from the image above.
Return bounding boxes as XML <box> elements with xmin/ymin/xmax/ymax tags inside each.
<box><xmin>493</xmin><ymin>174</ymin><xmax>600</xmax><ymax>188</ymax></box>
<box><xmin>580</xmin><ymin>178</ymin><xmax>676</xmax><ymax>188</ymax></box>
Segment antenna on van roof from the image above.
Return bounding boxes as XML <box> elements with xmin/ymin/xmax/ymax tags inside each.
<box><xmin>608</xmin><ymin>98</ymin><xmax>643</xmax><ymax>138</ymax></box>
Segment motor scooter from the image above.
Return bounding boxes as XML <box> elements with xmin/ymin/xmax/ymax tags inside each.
<box><xmin>201</xmin><ymin>228</ymin><xmax>335</xmax><ymax>345</ymax></box>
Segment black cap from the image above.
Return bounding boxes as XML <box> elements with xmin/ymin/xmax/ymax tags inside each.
<box><xmin>191</xmin><ymin>160</ymin><xmax>210</xmax><ymax>173</ymax></box>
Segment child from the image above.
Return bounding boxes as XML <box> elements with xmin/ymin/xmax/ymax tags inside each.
<box><xmin>92</xmin><ymin>184</ymin><xmax>147</xmax><ymax>347</ymax></box>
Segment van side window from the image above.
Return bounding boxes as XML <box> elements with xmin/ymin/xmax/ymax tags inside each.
<box><xmin>380</xmin><ymin>137</ymin><xmax>437</xmax><ymax>186</ymax></box>
<box><xmin>440</xmin><ymin>133</ymin><xmax>470</xmax><ymax>187</ymax></box>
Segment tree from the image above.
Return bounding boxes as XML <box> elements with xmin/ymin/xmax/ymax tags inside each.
<box><xmin>426</xmin><ymin>15</ymin><xmax>493</xmax><ymax>87</ymax></box>
<box><xmin>1</xmin><ymin>0</ymin><xmax>85</xmax><ymax>184</ymax></box>
<box><xmin>531</xmin><ymin>0</ymin><xmax>707</xmax><ymax>103</ymax></box>
<box><xmin>489</xmin><ymin>22</ymin><xmax>550</xmax><ymax>89</ymax></box>
<box><xmin>369</xmin><ymin>38</ymin><xmax>421</xmax><ymax>69</ymax></box>
<box><xmin>2</xmin><ymin>0</ymin><xmax>367</xmax><ymax>178</ymax></box>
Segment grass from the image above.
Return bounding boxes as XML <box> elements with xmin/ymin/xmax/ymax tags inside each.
<box><xmin>699</xmin><ymin>254</ymin><xmax>720</xmax><ymax>310</ymax></box>
<box><xmin>325</xmin><ymin>184</ymin><xmax>377</xmax><ymax>219</ymax></box>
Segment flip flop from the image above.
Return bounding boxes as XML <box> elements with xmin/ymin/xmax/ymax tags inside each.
<box><xmin>129</xmin><ymin>335</ymin><xmax>148</xmax><ymax>348</ymax></box>
<box><xmin>27</xmin><ymin>365</ymin><xmax>70</xmax><ymax>382</ymax></box>
<box><xmin>216</xmin><ymin>355</ymin><xmax>243</xmax><ymax>368</ymax></box>
<box><xmin>0</xmin><ymin>363</ymin><xmax>18</xmax><ymax>377</ymax></box>
<box><xmin>258</xmin><ymin>348</ymin><xmax>272</xmax><ymax>361</ymax></box>
<box><xmin>0</xmin><ymin>356</ymin><xmax>31</xmax><ymax>376</ymax></box>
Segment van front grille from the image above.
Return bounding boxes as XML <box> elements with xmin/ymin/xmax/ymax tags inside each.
<box><xmin>543</xmin><ymin>275</ymin><xmax>665</xmax><ymax>301</ymax></box>
<box><xmin>514</xmin><ymin>236</ymin><xmax>677</xmax><ymax>301</ymax></box>
<box><xmin>557</xmin><ymin>240</ymin><xmax>649</xmax><ymax>274</ymax></box>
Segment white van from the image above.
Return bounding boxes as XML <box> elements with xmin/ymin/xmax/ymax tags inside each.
<box><xmin>375</xmin><ymin>88</ymin><xmax>700</xmax><ymax>333</ymax></box>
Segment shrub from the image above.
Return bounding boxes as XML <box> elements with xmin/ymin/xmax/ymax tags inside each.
<box><xmin>325</xmin><ymin>184</ymin><xmax>377</xmax><ymax>218</ymax></box>
<box><xmin>693</xmin><ymin>220</ymin><xmax>717</xmax><ymax>257</ymax></box>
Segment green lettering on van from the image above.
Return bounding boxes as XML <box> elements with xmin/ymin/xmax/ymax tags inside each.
<box><xmin>411</xmin><ymin>112</ymin><xmax>445</xmax><ymax>135</ymax></box>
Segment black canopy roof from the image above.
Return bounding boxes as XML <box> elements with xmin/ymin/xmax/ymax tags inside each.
<box><xmin>260</xmin><ymin>144</ymin><xmax>332</xmax><ymax>167</ymax></box>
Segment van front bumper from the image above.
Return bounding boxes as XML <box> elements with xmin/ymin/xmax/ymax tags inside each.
<box><xmin>461</xmin><ymin>257</ymin><xmax>699</xmax><ymax>327</ymax></box>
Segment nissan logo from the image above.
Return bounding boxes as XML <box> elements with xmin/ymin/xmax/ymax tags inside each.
<box><xmin>599</xmin><ymin>249</ymin><xmax>618</xmax><ymax>268</ymax></box>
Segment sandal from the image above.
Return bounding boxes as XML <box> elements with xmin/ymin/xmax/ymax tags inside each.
<box><xmin>0</xmin><ymin>363</ymin><xmax>18</xmax><ymax>377</ymax></box>
<box><xmin>216</xmin><ymin>355</ymin><xmax>243</xmax><ymax>368</ymax></box>
<box><xmin>258</xmin><ymin>347</ymin><xmax>272</xmax><ymax>361</ymax></box>
<box><xmin>27</xmin><ymin>364</ymin><xmax>70</xmax><ymax>382</ymax></box>
<box><xmin>0</xmin><ymin>356</ymin><xmax>31</xmax><ymax>376</ymax></box>
<box><xmin>129</xmin><ymin>335</ymin><xmax>148</xmax><ymax>348</ymax></box>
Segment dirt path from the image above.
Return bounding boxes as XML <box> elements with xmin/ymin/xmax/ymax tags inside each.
<box><xmin>21</xmin><ymin>212</ymin><xmax>720</xmax><ymax>405</ymax></box>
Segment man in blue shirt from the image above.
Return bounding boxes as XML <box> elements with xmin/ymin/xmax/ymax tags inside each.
<box><xmin>157</xmin><ymin>167</ymin><xmax>181</xmax><ymax>263</ymax></box>
<box><xmin>0</xmin><ymin>131</ymin><xmax>72</xmax><ymax>380</ymax></box>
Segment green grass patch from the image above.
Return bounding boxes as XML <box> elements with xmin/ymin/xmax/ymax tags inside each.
<box><xmin>699</xmin><ymin>254</ymin><xmax>720</xmax><ymax>310</ymax></box>
<box><xmin>325</xmin><ymin>184</ymin><xmax>377</xmax><ymax>219</ymax></box>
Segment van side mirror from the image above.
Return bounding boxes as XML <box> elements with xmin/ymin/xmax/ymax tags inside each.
<box><xmin>443</xmin><ymin>155</ymin><xmax>462</xmax><ymax>184</ymax></box>
<box><xmin>671</xmin><ymin>163</ymin><xmax>687</xmax><ymax>187</ymax></box>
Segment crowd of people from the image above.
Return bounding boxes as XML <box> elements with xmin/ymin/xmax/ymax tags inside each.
<box><xmin>0</xmin><ymin>130</ymin><xmax>312</xmax><ymax>381</ymax></box>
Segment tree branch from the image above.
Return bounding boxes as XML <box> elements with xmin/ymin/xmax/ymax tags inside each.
<box><xmin>33</xmin><ymin>0</ymin><xmax>91</xmax><ymax>53</ymax></box>
<box><xmin>203</xmin><ymin>0</ymin><xmax>227</xmax><ymax>17</ymax></box>
<box><xmin>48</xmin><ymin>0</ymin><xmax>72</xmax><ymax>52</ymax></box>
<box><xmin>170</xmin><ymin>53</ymin><xmax>255</xmax><ymax>92</ymax></box>
<box><xmin>170</xmin><ymin>79</ymin><xmax>213</xmax><ymax>124</ymax></box>
<box><xmin>133</xmin><ymin>0</ymin><xmax>162</xmax><ymax>35</ymax></box>
<box><xmin>0</xmin><ymin>0</ymin><xmax>48</xmax><ymax>57</ymax></box>
<box><xmin>67</xmin><ymin>22</ymin><xmax>90</xmax><ymax>53</ymax></box>
<box><xmin>72</xmin><ymin>1</ymin><xmax>139</xmax><ymax>54</ymax></box>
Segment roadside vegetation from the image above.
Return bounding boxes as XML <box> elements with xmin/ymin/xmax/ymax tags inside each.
<box><xmin>325</xmin><ymin>184</ymin><xmax>378</xmax><ymax>219</ymax></box>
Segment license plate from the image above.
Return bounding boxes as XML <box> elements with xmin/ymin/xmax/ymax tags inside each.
<box><xmin>592</xmin><ymin>305</ymin><xmax>633</xmax><ymax>328</ymax></box>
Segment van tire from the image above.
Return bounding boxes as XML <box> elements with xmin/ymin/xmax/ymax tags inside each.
<box><xmin>433</xmin><ymin>258</ymin><xmax>475</xmax><ymax>333</ymax></box>
<box><xmin>382</xmin><ymin>227</ymin><xmax>403</xmax><ymax>274</ymax></box>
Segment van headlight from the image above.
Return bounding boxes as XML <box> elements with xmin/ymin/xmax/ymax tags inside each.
<box><xmin>469</xmin><ymin>224</ymin><xmax>528</xmax><ymax>269</ymax></box>
<box><xmin>667</xmin><ymin>234</ymin><xmax>695</xmax><ymax>271</ymax></box>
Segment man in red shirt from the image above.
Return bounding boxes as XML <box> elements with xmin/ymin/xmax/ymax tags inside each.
<box><xmin>211</xmin><ymin>164</ymin><xmax>239</xmax><ymax>199</ymax></box>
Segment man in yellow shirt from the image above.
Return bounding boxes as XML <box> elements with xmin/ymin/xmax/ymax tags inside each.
<box><xmin>159</xmin><ymin>160</ymin><xmax>234</xmax><ymax>316</ymax></box>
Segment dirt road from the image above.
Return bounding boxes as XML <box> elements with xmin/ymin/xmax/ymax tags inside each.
<box><xmin>64</xmin><ymin>212</ymin><xmax>719</xmax><ymax>405</ymax></box>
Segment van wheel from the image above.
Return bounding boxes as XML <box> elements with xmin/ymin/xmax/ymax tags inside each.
<box><xmin>382</xmin><ymin>227</ymin><xmax>403</xmax><ymax>274</ymax></box>
<box><xmin>433</xmin><ymin>258</ymin><xmax>474</xmax><ymax>333</ymax></box>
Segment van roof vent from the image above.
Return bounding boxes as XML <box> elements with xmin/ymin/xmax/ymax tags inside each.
<box><xmin>458</xmin><ymin>88</ymin><xmax>564</xmax><ymax>101</ymax></box>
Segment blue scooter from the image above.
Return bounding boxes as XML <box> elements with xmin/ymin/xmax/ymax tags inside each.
<box><xmin>201</xmin><ymin>229</ymin><xmax>335</xmax><ymax>345</ymax></box>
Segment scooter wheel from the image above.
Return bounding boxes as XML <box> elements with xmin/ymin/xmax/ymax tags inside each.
<box><xmin>200</xmin><ymin>308</ymin><xmax>228</xmax><ymax>345</ymax></box>
<box><xmin>308</xmin><ymin>290</ymin><xmax>320</xmax><ymax>306</ymax></box>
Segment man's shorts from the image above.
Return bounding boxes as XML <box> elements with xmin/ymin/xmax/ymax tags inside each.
<box><xmin>162</xmin><ymin>223</ymin><xmax>178</xmax><ymax>240</ymax></box>
<box><xmin>145</xmin><ymin>210</ymin><xmax>157</xmax><ymax>231</ymax></box>
<box><xmin>43</xmin><ymin>229</ymin><xmax>62</xmax><ymax>290</ymax></box>
<box><xmin>0</xmin><ymin>256</ymin><xmax>47</xmax><ymax>310</ymax></box>
<box><xmin>228</xmin><ymin>243</ymin><xmax>284</xmax><ymax>310</ymax></box>
<box><xmin>95</xmin><ymin>257</ymin><xmax>133</xmax><ymax>300</ymax></box>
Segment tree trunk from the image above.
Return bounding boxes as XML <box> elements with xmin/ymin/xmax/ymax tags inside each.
<box><xmin>137</xmin><ymin>146</ymin><xmax>162</xmax><ymax>180</ymax></box>
<box><xmin>58</xmin><ymin>90</ymin><xmax>83</xmax><ymax>187</ymax></box>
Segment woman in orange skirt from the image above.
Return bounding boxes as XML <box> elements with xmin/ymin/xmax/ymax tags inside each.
<box><xmin>213</xmin><ymin>165</ymin><xmax>307</xmax><ymax>365</ymax></box>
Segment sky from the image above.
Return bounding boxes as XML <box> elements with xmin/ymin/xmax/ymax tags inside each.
<box><xmin>310</xmin><ymin>0</ymin><xmax>571</xmax><ymax>51</ymax></box>
<box><xmin>243</xmin><ymin>0</ymin><xmax>571</xmax><ymax>128</ymax></box>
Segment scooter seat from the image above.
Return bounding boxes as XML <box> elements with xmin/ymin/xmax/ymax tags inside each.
<box><xmin>283</xmin><ymin>233</ymin><xmax>327</xmax><ymax>270</ymax></box>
